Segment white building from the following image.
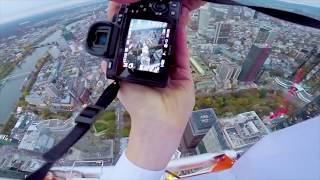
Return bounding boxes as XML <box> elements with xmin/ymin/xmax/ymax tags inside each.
<box><xmin>198</xmin><ymin>5</ymin><xmax>210</xmax><ymax>35</ymax></box>
<box><xmin>219</xmin><ymin>111</ymin><xmax>270</xmax><ymax>150</ymax></box>
<box><xmin>216</xmin><ymin>60</ymin><xmax>241</xmax><ymax>84</ymax></box>
<box><xmin>25</xmin><ymin>93</ymin><xmax>46</xmax><ymax>107</ymax></box>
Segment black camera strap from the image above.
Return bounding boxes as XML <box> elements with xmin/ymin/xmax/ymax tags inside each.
<box><xmin>205</xmin><ymin>0</ymin><xmax>320</xmax><ymax>29</ymax></box>
<box><xmin>25</xmin><ymin>81</ymin><xmax>120</xmax><ymax>180</ymax></box>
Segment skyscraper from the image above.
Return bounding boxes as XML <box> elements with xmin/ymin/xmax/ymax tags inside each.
<box><xmin>238</xmin><ymin>44</ymin><xmax>271</xmax><ymax>82</ymax></box>
<box><xmin>254</xmin><ymin>26</ymin><xmax>276</xmax><ymax>45</ymax></box>
<box><xmin>217</xmin><ymin>61</ymin><xmax>241</xmax><ymax>82</ymax></box>
<box><xmin>288</xmin><ymin>95</ymin><xmax>320</xmax><ymax>124</ymax></box>
<box><xmin>213</xmin><ymin>22</ymin><xmax>231</xmax><ymax>44</ymax></box>
<box><xmin>198</xmin><ymin>5</ymin><xmax>210</xmax><ymax>35</ymax></box>
<box><xmin>183</xmin><ymin>108</ymin><xmax>217</xmax><ymax>149</ymax></box>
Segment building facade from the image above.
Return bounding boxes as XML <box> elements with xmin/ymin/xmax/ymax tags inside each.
<box><xmin>288</xmin><ymin>95</ymin><xmax>320</xmax><ymax>124</ymax></box>
<box><xmin>183</xmin><ymin>108</ymin><xmax>218</xmax><ymax>149</ymax></box>
<box><xmin>238</xmin><ymin>44</ymin><xmax>271</xmax><ymax>82</ymax></box>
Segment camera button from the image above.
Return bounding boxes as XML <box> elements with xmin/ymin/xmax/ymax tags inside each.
<box><xmin>171</xmin><ymin>2</ymin><xmax>178</xmax><ymax>8</ymax></box>
<box><xmin>108</xmin><ymin>61</ymin><xmax>113</xmax><ymax>69</ymax></box>
<box><xmin>170</xmin><ymin>11</ymin><xmax>176</xmax><ymax>16</ymax></box>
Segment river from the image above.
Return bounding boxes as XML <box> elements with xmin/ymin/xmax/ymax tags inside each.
<box><xmin>0</xmin><ymin>30</ymin><xmax>62</xmax><ymax>124</ymax></box>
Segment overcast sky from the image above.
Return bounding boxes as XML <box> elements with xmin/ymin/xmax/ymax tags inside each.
<box><xmin>0</xmin><ymin>0</ymin><xmax>319</xmax><ymax>25</ymax></box>
<box><xmin>279</xmin><ymin>0</ymin><xmax>320</xmax><ymax>7</ymax></box>
<box><xmin>0</xmin><ymin>0</ymin><xmax>100</xmax><ymax>24</ymax></box>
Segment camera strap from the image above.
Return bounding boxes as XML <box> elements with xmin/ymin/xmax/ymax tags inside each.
<box><xmin>205</xmin><ymin>0</ymin><xmax>320</xmax><ymax>29</ymax></box>
<box><xmin>25</xmin><ymin>81</ymin><xmax>120</xmax><ymax>180</ymax></box>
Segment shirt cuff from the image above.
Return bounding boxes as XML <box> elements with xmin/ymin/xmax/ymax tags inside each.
<box><xmin>108</xmin><ymin>151</ymin><xmax>165</xmax><ymax>180</ymax></box>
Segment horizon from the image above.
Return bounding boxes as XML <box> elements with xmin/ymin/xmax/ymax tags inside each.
<box><xmin>0</xmin><ymin>0</ymin><xmax>104</xmax><ymax>25</ymax></box>
<box><xmin>0</xmin><ymin>0</ymin><xmax>319</xmax><ymax>25</ymax></box>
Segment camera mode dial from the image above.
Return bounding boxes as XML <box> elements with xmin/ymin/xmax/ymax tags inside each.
<box><xmin>151</xmin><ymin>1</ymin><xmax>168</xmax><ymax>14</ymax></box>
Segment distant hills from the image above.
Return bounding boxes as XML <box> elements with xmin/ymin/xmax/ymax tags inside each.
<box><xmin>234</xmin><ymin>0</ymin><xmax>320</xmax><ymax>20</ymax></box>
<box><xmin>0</xmin><ymin>0</ymin><xmax>106</xmax><ymax>38</ymax></box>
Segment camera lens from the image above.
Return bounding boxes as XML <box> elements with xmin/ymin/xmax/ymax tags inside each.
<box><xmin>152</xmin><ymin>2</ymin><xmax>168</xmax><ymax>13</ymax></box>
<box><xmin>95</xmin><ymin>31</ymin><xmax>108</xmax><ymax>46</ymax></box>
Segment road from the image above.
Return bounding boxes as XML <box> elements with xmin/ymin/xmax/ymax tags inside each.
<box><xmin>113</xmin><ymin>102</ymin><xmax>125</xmax><ymax>164</ymax></box>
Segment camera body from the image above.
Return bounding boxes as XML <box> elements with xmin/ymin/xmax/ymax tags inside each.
<box><xmin>86</xmin><ymin>0</ymin><xmax>182</xmax><ymax>87</ymax></box>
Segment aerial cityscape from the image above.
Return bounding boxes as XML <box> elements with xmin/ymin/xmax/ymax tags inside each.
<box><xmin>0</xmin><ymin>1</ymin><xmax>320</xmax><ymax>179</ymax></box>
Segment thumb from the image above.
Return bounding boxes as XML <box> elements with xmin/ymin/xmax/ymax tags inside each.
<box><xmin>107</xmin><ymin>0</ymin><xmax>140</xmax><ymax>20</ymax></box>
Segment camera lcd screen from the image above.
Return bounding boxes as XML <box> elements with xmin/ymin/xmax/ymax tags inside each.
<box><xmin>123</xmin><ymin>19</ymin><xmax>169</xmax><ymax>73</ymax></box>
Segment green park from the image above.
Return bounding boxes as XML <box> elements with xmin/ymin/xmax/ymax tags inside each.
<box><xmin>195</xmin><ymin>88</ymin><xmax>297</xmax><ymax>118</ymax></box>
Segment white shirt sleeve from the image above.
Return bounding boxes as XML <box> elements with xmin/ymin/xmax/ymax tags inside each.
<box><xmin>106</xmin><ymin>151</ymin><xmax>165</xmax><ymax>180</ymax></box>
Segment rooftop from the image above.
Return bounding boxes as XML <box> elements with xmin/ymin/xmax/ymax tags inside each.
<box><xmin>220</xmin><ymin>111</ymin><xmax>270</xmax><ymax>150</ymax></box>
<box><xmin>190</xmin><ymin>108</ymin><xmax>218</xmax><ymax>135</ymax></box>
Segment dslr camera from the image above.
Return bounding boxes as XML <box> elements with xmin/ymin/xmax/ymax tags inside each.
<box><xmin>86</xmin><ymin>0</ymin><xmax>182</xmax><ymax>87</ymax></box>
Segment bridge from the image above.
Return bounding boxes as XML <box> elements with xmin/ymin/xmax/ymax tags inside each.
<box><xmin>0</xmin><ymin>72</ymin><xmax>31</xmax><ymax>84</ymax></box>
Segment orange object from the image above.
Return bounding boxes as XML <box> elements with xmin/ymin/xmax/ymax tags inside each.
<box><xmin>211</xmin><ymin>155</ymin><xmax>235</xmax><ymax>172</ymax></box>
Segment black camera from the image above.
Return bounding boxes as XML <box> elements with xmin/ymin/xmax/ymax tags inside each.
<box><xmin>86</xmin><ymin>0</ymin><xmax>182</xmax><ymax>87</ymax></box>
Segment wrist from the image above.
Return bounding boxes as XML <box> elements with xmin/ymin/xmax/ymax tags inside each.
<box><xmin>126</xmin><ymin>117</ymin><xmax>186</xmax><ymax>170</ymax></box>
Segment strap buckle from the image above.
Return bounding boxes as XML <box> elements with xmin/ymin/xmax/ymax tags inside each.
<box><xmin>75</xmin><ymin>105</ymin><xmax>104</xmax><ymax>125</ymax></box>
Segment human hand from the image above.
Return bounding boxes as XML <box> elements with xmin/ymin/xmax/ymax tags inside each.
<box><xmin>103</xmin><ymin>0</ymin><xmax>204</xmax><ymax>170</ymax></box>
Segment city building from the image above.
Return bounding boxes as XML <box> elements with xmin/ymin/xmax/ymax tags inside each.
<box><xmin>216</xmin><ymin>60</ymin><xmax>241</xmax><ymax>83</ymax></box>
<box><xmin>25</xmin><ymin>93</ymin><xmax>45</xmax><ymax>107</ymax></box>
<box><xmin>254</xmin><ymin>26</ymin><xmax>277</xmax><ymax>46</ymax></box>
<box><xmin>183</xmin><ymin>108</ymin><xmax>218</xmax><ymax>149</ymax></box>
<box><xmin>0</xmin><ymin>135</ymin><xmax>16</xmax><ymax>145</ymax></box>
<box><xmin>79</xmin><ymin>139</ymin><xmax>114</xmax><ymax>162</ymax></box>
<box><xmin>198</xmin><ymin>5</ymin><xmax>210</xmax><ymax>35</ymax></box>
<box><xmin>48</xmin><ymin>46</ymin><xmax>61</xmax><ymax>59</ymax></box>
<box><xmin>51</xmin><ymin>95</ymin><xmax>74</xmax><ymax>111</ymax></box>
<box><xmin>213</xmin><ymin>22</ymin><xmax>231</xmax><ymax>44</ymax></box>
<box><xmin>197</xmin><ymin>117</ymin><xmax>230</xmax><ymax>154</ymax></box>
<box><xmin>189</xmin><ymin>10</ymin><xmax>200</xmax><ymax>31</ymax></box>
<box><xmin>195</xmin><ymin>80</ymin><xmax>215</xmax><ymax>91</ymax></box>
<box><xmin>238</xmin><ymin>44</ymin><xmax>271</xmax><ymax>82</ymax></box>
<box><xmin>79</xmin><ymin>88</ymin><xmax>91</xmax><ymax>105</ymax></box>
<box><xmin>20</xmin><ymin>159</ymin><xmax>44</xmax><ymax>172</ymax></box>
<box><xmin>18</xmin><ymin>123</ymin><xmax>54</xmax><ymax>153</ymax></box>
<box><xmin>37</xmin><ymin>119</ymin><xmax>74</xmax><ymax>133</ymax></box>
<box><xmin>288</xmin><ymin>95</ymin><xmax>320</xmax><ymax>124</ymax></box>
<box><xmin>10</xmin><ymin>113</ymin><xmax>39</xmax><ymax>142</ymax></box>
<box><xmin>219</xmin><ymin>111</ymin><xmax>270</xmax><ymax>150</ymax></box>
<box><xmin>45</xmin><ymin>82</ymin><xmax>61</xmax><ymax>98</ymax></box>
<box><xmin>299</xmin><ymin>49</ymin><xmax>320</xmax><ymax>94</ymax></box>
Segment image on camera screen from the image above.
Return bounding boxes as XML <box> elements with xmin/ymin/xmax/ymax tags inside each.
<box><xmin>123</xmin><ymin>19</ymin><xmax>168</xmax><ymax>73</ymax></box>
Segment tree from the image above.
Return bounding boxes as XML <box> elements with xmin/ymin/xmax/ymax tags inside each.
<box><xmin>121</xmin><ymin>128</ymin><xmax>130</xmax><ymax>137</ymax></box>
<box><xmin>260</xmin><ymin>89</ymin><xmax>268</xmax><ymax>98</ymax></box>
<box><xmin>41</xmin><ymin>108</ymin><xmax>51</xmax><ymax>119</ymax></box>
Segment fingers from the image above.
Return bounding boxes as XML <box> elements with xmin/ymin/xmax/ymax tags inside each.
<box><xmin>174</xmin><ymin>7</ymin><xmax>190</xmax><ymax>69</ymax></box>
<box><xmin>107</xmin><ymin>1</ymin><xmax>121</xmax><ymax>21</ymax></box>
<box><xmin>101</xmin><ymin>61</ymin><xmax>107</xmax><ymax>75</ymax></box>
<box><xmin>182</xmin><ymin>0</ymin><xmax>206</xmax><ymax>11</ymax></box>
<box><xmin>107</xmin><ymin>0</ymin><xmax>140</xmax><ymax>20</ymax></box>
<box><xmin>170</xmin><ymin>7</ymin><xmax>193</xmax><ymax>81</ymax></box>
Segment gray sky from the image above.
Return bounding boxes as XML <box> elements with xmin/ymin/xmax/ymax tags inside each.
<box><xmin>0</xmin><ymin>0</ymin><xmax>100</xmax><ymax>24</ymax></box>
<box><xmin>0</xmin><ymin>0</ymin><xmax>319</xmax><ymax>25</ymax></box>
<box><xmin>280</xmin><ymin>0</ymin><xmax>320</xmax><ymax>7</ymax></box>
